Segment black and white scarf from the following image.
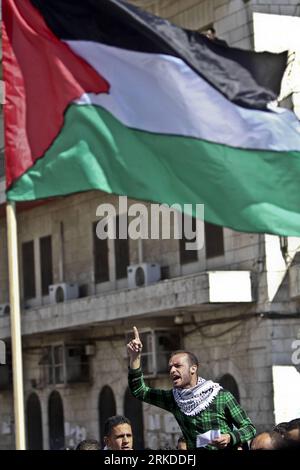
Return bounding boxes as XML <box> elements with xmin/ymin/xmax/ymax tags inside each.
<box><xmin>172</xmin><ymin>377</ymin><xmax>222</xmax><ymax>416</ymax></box>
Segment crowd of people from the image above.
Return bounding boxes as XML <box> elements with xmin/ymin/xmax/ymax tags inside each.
<box><xmin>75</xmin><ymin>421</ymin><xmax>187</xmax><ymax>451</ymax></box>
<box><xmin>250</xmin><ymin>420</ymin><xmax>300</xmax><ymax>450</ymax></box>
<box><xmin>74</xmin><ymin>326</ymin><xmax>300</xmax><ymax>451</ymax></box>
<box><xmin>75</xmin><ymin>417</ymin><xmax>300</xmax><ymax>450</ymax></box>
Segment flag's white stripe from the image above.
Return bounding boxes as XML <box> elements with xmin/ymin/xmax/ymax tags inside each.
<box><xmin>66</xmin><ymin>40</ymin><xmax>300</xmax><ymax>152</ymax></box>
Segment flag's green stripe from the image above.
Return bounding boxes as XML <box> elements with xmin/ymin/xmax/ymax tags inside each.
<box><xmin>7</xmin><ymin>104</ymin><xmax>300</xmax><ymax>235</ymax></box>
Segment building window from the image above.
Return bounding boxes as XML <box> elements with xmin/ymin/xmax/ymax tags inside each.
<box><xmin>40</xmin><ymin>236</ymin><xmax>53</xmax><ymax>296</ymax></box>
<box><xmin>42</xmin><ymin>345</ymin><xmax>64</xmax><ymax>385</ymax></box>
<box><xmin>26</xmin><ymin>393</ymin><xmax>43</xmax><ymax>450</ymax></box>
<box><xmin>0</xmin><ymin>346</ymin><xmax>12</xmax><ymax>391</ymax></box>
<box><xmin>40</xmin><ymin>344</ymin><xmax>89</xmax><ymax>385</ymax></box>
<box><xmin>115</xmin><ymin>215</ymin><xmax>129</xmax><ymax>279</ymax></box>
<box><xmin>48</xmin><ymin>391</ymin><xmax>65</xmax><ymax>450</ymax></box>
<box><xmin>66</xmin><ymin>345</ymin><xmax>90</xmax><ymax>383</ymax></box>
<box><xmin>93</xmin><ymin>222</ymin><xmax>109</xmax><ymax>283</ymax></box>
<box><xmin>22</xmin><ymin>240</ymin><xmax>36</xmax><ymax>300</ymax></box>
<box><xmin>205</xmin><ymin>222</ymin><xmax>224</xmax><ymax>258</ymax></box>
<box><xmin>179</xmin><ymin>215</ymin><xmax>198</xmax><ymax>264</ymax></box>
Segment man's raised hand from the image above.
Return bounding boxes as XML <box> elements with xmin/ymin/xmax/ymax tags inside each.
<box><xmin>127</xmin><ymin>326</ymin><xmax>143</xmax><ymax>354</ymax></box>
<box><xmin>127</xmin><ymin>326</ymin><xmax>143</xmax><ymax>369</ymax></box>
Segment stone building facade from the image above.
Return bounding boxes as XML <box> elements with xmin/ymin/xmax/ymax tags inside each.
<box><xmin>0</xmin><ymin>0</ymin><xmax>300</xmax><ymax>450</ymax></box>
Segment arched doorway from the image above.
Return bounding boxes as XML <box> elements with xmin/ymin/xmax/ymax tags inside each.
<box><xmin>219</xmin><ymin>374</ymin><xmax>240</xmax><ymax>402</ymax></box>
<box><xmin>124</xmin><ymin>387</ymin><xmax>144</xmax><ymax>450</ymax></box>
<box><xmin>98</xmin><ymin>385</ymin><xmax>116</xmax><ymax>447</ymax></box>
<box><xmin>48</xmin><ymin>390</ymin><xmax>65</xmax><ymax>450</ymax></box>
<box><xmin>26</xmin><ymin>393</ymin><xmax>43</xmax><ymax>449</ymax></box>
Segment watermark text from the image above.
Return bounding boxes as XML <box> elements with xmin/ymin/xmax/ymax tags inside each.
<box><xmin>95</xmin><ymin>196</ymin><xmax>204</xmax><ymax>251</ymax></box>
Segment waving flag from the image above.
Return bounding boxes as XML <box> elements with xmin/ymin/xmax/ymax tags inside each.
<box><xmin>3</xmin><ymin>0</ymin><xmax>300</xmax><ymax>235</ymax></box>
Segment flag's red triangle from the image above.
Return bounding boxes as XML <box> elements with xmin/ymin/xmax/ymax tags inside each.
<box><xmin>3</xmin><ymin>0</ymin><xmax>109</xmax><ymax>188</ymax></box>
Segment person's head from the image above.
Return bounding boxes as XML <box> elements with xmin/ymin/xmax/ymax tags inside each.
<box><xmin>104</xmin><ymin>415</ymin><xmax>133</xmax><ymax>450</ymax></box>
<box><xmin>176</xmin><ymin>436</ymin><xmax>187</xmax><ymax>450</ymax></box>
<box><xmin>168</xmin><ymin>351</ymin><xmax>198</xmax><ymax>389</ymax></box>
<box><xmin>76</xmin><ymin>439</ymin><xmax>101</xmax><ymax>450</ymax></box>
<box><xmin>273</xmin><ymin>422</ymin><xmax>288</xmax><ymax>436</ymax></box>
<box><xmin>250</xmin><ymin>432</ymin><xmax>272</xmax><ymax>450</ymax></box>
<box><xmin>206</xmin><ymin>27</ymin><xmax>216</xmax><ymax>40</ymax></box>
<box><xmin>250</xmin><ymin>431</ymin><xmax>288</xmax><ymax>450</ymax></box>
<box><xmin>285</xmin><ymin>418</ymin><xmax>300</xmax><ymax>442</ymax></box>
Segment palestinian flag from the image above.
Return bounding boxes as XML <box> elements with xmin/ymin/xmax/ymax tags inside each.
<box><xmin>3</xmin><ymin>0</ymin><xmax>300</xmax><ymax>235</ymax></box>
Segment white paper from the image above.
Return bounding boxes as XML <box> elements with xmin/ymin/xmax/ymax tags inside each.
<box><xmin>196</xmin><ymin>429</ymin><xmax>221</xmax><ymax>448</ymax></box>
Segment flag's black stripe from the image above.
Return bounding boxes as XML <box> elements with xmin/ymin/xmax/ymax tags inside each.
<box><xmin>31</xmin><ymin>0</ymin><xmax>287</xmax><ymax>110</ymax></box>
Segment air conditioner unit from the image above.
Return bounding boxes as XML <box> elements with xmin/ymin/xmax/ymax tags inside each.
<box><xmin>127</xmin><ymin>263</ymin><xmax>161</xmax><ymax>288</ymax></box>
<box><xmin>49</xmin><ymin>283</ymin><xmax>79</xmax><ymax>304</ymax></box>
<box><xmin>0</xmin><ymin>303</ymin><xmax>10</xmax><ymax>316</ymax></box>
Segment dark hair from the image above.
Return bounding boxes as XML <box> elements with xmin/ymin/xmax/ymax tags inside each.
<box><xmin>251</xmin><ymin>431</ymin><xmax>291</xmax><ymax>450</ymax></box>
<box><xmin>270</xmin><ymin>431</ymin><xmax>291</xmax><ymax>449</ymax></box>
<box><xmin>273</xmin><ymin>422</ymin><xmax>288</xmax><ymax>435</ymax></box>
<box><xmin>76</xmin><ymin>439</ymin><xmax>101</xmax><ymax>450</ymax></box>
<box><xmin>176</xmin><ymin>435</ymin><xmax>187</xmax><ymax>450</ymax></box>
<box><xmin>169</xmin><ymin>350</ymin><xmax>199</xmax><ymax>369</ymax></box>
<box><xmin>286</xmin><ymin>418</ymin><xmax>300</xmax><ymax>432</ymax></box>
<box><xmin>104</xmin><ymin>415</ymin><xmax>132</xmax><ymax>437</ymax></box>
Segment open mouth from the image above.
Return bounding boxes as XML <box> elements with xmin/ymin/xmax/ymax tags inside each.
<box><xmin>172</xmin><ymin>375</ymin><xmax>181</xmax><ymax>385</ymax></box>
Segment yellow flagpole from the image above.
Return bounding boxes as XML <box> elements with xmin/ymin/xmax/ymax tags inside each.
<box><xmin>6</xmin><ymin>201</ymin><xmax>26</xmax><ymax>450</ymax></box>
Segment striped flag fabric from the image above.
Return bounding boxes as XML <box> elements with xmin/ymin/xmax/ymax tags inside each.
<box><xmin>3</xmin><ymin>0</ymin><xmax>300</xmax><ymax>235</ymax></box>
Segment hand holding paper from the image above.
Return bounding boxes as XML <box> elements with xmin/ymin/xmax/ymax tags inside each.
<box><xmin>196</xmin><ymin>429</ymin><xmax>221</xmax><ymax>448</ymax></box>
<box><xmin>211</xmin><ymin>433</ymin><xmax>231</xmax><ymax>449</ymax></box>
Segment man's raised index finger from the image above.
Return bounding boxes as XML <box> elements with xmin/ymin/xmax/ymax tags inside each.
<box><xmin>133</xmin><ymin>326</ymin><xmax>140</xmax><ymax>340</ymax></box>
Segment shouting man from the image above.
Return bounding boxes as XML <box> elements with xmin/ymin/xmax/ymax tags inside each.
<box><xmin>127</xmin><ymin>327</ymin><xmax>255</xmax><ymax>450</ymax></box>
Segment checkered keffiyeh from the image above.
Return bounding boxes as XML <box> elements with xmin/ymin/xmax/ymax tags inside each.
<box><xmin>173</xmin><ymin>377</ymin><xmax>222</xmax><ymax>416</ymax></box>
